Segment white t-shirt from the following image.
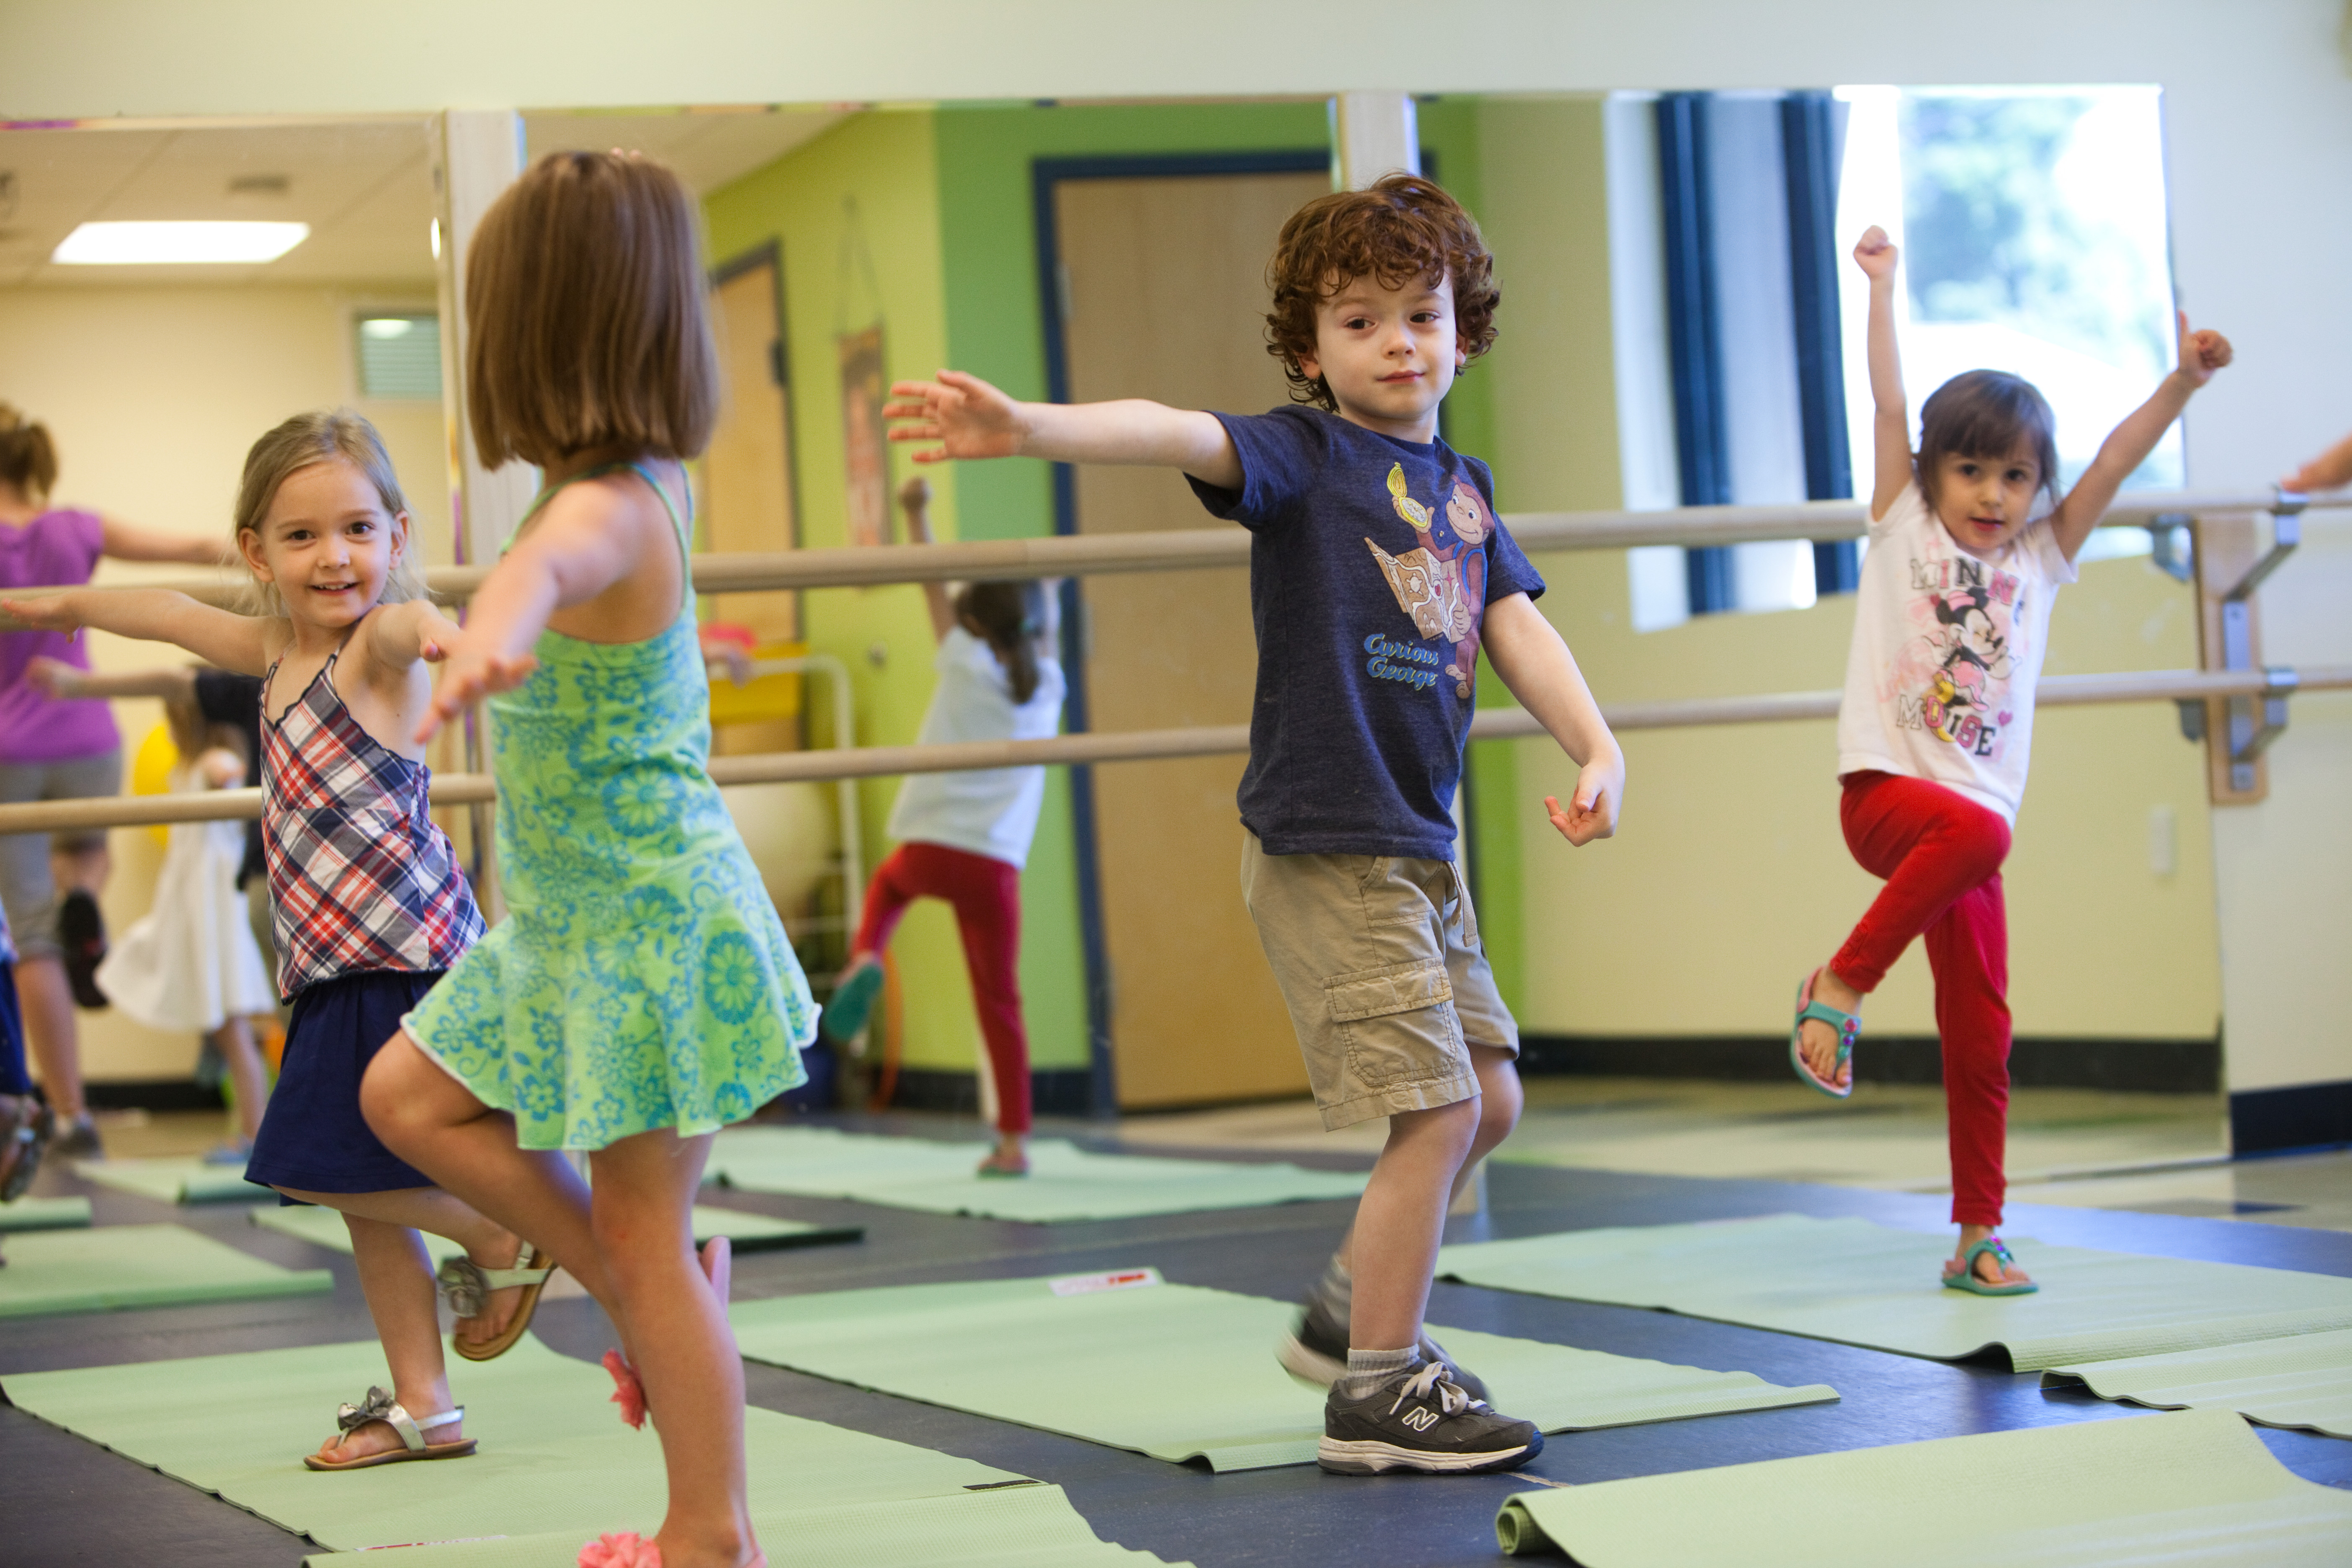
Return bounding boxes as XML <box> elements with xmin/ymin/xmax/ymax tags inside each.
<box><xmin>1835</xmin><ymin>479</ymin><xmax>2078</xmax><ymax>824</ymax></box>
<box><xmin>885</xmin><ymin>625</ymin><xmax>1067</xmax><ymax>868</ymax></box>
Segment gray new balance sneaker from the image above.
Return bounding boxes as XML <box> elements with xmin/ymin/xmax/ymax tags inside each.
<box><xmin>1318</xmin><ymin>1361</ymin><xmax>1542</xmax><ymax>1475</ymax></box>
<box><xmin>1277</xmin><ymin>1286</ymin><xmax>1492</xmax><ymax>1405</ymax></box>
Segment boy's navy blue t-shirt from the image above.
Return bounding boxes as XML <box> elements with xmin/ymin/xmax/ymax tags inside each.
<box><xmin>1187</xmin><ymin>405</ymin><xmax>1545</xmax><ymax>859</ymax></box>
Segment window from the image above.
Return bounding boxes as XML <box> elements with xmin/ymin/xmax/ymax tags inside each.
<box><xmin>1615</xmin><ymin>84</ymin><xmax>2177</xmax><ymax>631</ymax></box>
<box><xmin>354</xmin><ymin>312</ymin><xmax>441</xmax><ymax>400</ymax></box>
<box><xmin>1835</xmin><ymin>86</ymin><xmax>2176</xmax><ymax>562</ymax></box>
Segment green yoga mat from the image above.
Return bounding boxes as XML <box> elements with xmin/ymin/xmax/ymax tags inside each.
<box><xmin>2045</xmin><ymin>1327</ymin><xmax>2352</xmax><ymax>1439</ymax></box>
<box><xmin>3</xmin><ymin>1333</ymin><xmax>1031</xmax><ymax>1552</ymax></box>
<box><xmin>1438</xmin><ymin>1213</ymin><xmax>2352</xmax><ymax>1371</ymax></box>
<box><xmin>0</xmin><ymin>1194</ymin><xmax>91</xmax><ymax>1230</ymax></box>
<box><xmin>730</xmin><ymin>1269</ymin><xmax>1836</xmax><ymax>1471</ymax></box>
<box><xmin>297</xmin><ymin>1483</ymin><xmax>1191</xmax><ymax>1567</ymax></box>
<box><xmin>249</xmin><ymin>1202</ymin><xmax>862</xmax><ymax>1256</ymax></box>
<box><xmin>0</xmin><ymin>1222</ymin><xmax>330</xmax><ymax>1318</ymax></box>
<box><xmin>1493</xmin><ymin>1407</ymin><xmax>2352</xmax><ymax>1565</ymax></box>
<box><xmin>74</xmin><ymin>1155</ymin><xmax>270</xmax><ymax>1204</ymax></box>
<box><xmin>707</xmin><ymin>1126</ymin><xmax>1367</xmax><ymax>1222</ymax></box>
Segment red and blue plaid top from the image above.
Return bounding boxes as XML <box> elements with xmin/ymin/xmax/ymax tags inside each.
<box><xmin>260</xmin><ymin>652</ymin><xmax>483</xmax><ymax>1000</ymax></box>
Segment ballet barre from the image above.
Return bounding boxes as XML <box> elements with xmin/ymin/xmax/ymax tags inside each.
<box><xmin>0</xmin><ymin>490</ymin><xmax>2336</xmax><ymax>626</ymax></box>
<box><xmin>3</xmin><ymin>663</ymin><xmax>2341</xmax><ymax>836</ymax></box>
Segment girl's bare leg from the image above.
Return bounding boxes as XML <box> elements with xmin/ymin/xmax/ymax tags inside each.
<box><xmin>591</xmin><ymin>1128</ymin><xmax>756</xmax><ymax>1568</ymax></box>
<box><xmin>300</xmin><ymin>1213</ymin><xmax>457</xmax><ymax>1462</ymax></box>
<box><xmin>278</xmin><ymin>1183</ymin><xmax>539</xmax><ymax>1353</ymax></box>
<box><xmin>211</xmin><ymin>1018</ymin><xmax>269</xmax><ymax>1141</ymax></box>
<box><xmin>359</xmin><ymin>1032</ymin><xmax>618</xmax><ymax>1313</ymax></box>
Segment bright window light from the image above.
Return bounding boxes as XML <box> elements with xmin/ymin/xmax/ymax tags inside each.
<box><xmin>52</xmin><ymin>221</ymin><xmax>310</xmax><ymax>266</ymax></box>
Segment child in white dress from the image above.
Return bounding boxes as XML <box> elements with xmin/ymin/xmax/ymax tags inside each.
<box><xmin>96</xmin><ymin>690</ymin><xmax>274</xmax><ymax>1158</ymax></box>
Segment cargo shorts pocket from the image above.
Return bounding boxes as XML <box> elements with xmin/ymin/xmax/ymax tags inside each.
<box><xmin>1324</xmin><ymin>959</ymin><xmax>1464</xmax><ymax>1091</ymax></box>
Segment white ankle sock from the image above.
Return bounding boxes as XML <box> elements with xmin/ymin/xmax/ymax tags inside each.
<box><xmin>1338</xmin><ymin>1344</ymin><xmax>1417</xmax><ymax>1398</ymax></box>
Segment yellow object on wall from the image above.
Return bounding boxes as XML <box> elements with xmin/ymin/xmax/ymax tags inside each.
<box><xmin>706</xmin><ymin>639</ymin><xmax>807</xmax><ymax>727</ymax></box>
<box><xmin>129</xmin><ymin>722</ymin><xmax>178</xmax><ymax>847</ymax></box>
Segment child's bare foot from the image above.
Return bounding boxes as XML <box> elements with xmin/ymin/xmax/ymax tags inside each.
<box><xmin>975</xmin><ymin>1135</ymin><xmax>1029</xmax><ymax>1176</ymax></box>
<box><xmin>1944</xmin><ymin>1225</ymin><xmax>2033</xmax><ymax>1289</ymax></box>
<box><xmin>1796</xmin><ymin>967</ymin><xmax>1864</xmax><ymax>1091</ymax></box>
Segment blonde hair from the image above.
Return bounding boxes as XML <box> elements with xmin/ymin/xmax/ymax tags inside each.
<box><xmin>465</xmin><ymin>150</ymin><xmax>718</xmax><ymax>467</ymax></box>
<box><xmin>0</xmin><ymin>404</ymin><xmax>59</xmax><ymax>504</ymax></box>
<box><xmin>232</xmin><ymin>410</ymin><xmax>427</xmax><ymax>616</ymax></box>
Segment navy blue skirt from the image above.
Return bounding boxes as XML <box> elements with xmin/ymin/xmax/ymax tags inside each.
<box><xmin>246</xmin><ymin>969</ymin><xmax>441</xmax><ymax>1199</ymax></box>
<box><xmin>0</xmin><ymin>959</ymin><xmax>27</xmax><ymax>1096</ymax></box>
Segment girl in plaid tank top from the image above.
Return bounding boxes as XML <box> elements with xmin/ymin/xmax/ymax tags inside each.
<box><xmin>364</xmin><ymin>152</ymin><xmax>813</xmax><ymax>1568</ymax></box>
<box><xmin>5</xmin><ymin>410</ymin><xmax>554</xmax><ymax>1473</ymax></box>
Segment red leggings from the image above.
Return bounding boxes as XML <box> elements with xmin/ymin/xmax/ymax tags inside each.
<box><xmin>1831</xmin><ymin>772</ymin><xmax>2012</xmax><ymax>1227</ymax></box>
<box><xmin>851</xmin><ymin>841</ymin><xmax>1031</xmax><ymax>1135</ymax></box>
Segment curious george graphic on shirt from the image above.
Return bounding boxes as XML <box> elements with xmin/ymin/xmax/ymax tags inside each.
<box><xmin>1364</xmin><ymin>464</ymin><xmax>1496</xmax><ymax>699</ymax></box>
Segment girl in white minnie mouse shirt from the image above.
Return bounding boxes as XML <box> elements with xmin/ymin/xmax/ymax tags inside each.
<box><xmin>1791</xmin><ymin>224</ymin><xmax>2231</xmax><ymax>1296</ymax></box>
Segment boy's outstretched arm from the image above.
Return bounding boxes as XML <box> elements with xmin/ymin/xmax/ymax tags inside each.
<box><xmin>0</xmin><ymin>588</ymin><xmax>272</xmax><ymax>676</ymax></box>
<box><xmin>1853</xmin><ymin>227</ymin><xmax>1913</xmax><ymax>521</ymax></box>
<box><xmin>2282</xmin><ymin>430</ymin><xmax>2352</xmax><ymax>495</ymax></box>
<box><xmin>886</xmin><ymin>369</ymin><xmax>1243</xmax><ymax>490</ymax></box>
<box><xmin>1483</xmin><ymin>593</ymin><xmax>1624</xmax><ymax>846</ymax></box>
<box><xmin>2051</xmin><ymin>312</ymin><xmax>2232</xmax><ymax>561</ymax></box>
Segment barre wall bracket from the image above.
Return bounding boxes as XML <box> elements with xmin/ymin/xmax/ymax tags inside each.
<box><xmin>2226</xmin><ymin>666</ymin><xmax>2298</xmax><ymax>792</ymax></box>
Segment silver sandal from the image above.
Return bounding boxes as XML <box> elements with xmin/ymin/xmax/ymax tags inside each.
<box><xmin>303</xmin><ymin>1385</ymin><xmax>477</xmax><ymax>1470</ymax></box>
<box><xmin>436</xmin><ymin>1248</ymin><xmax>557</xmax><ymax>1361</ymax></box>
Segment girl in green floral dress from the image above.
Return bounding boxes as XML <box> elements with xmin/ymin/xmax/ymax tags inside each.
<box><xmin>364</xmin><ymin>150</ymin><xmax>812</xmax><ymax>1568</ymax></box>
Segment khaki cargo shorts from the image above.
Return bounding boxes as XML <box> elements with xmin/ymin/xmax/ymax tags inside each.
<box><xmin>1239</xmin><ymin>830</ymin><xmax>1519</xmax><ymax>1131</ymax></box>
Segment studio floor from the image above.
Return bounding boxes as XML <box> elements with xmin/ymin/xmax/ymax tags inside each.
<box><xmin>5</xmin><ymin>1082</ymin><xmax>2349</xmax><ymax>1567</ymax></box>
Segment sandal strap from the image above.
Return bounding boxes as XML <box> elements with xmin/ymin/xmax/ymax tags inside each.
<box><xmin>1795</xmin><ymin>1000</ymin><xmax>1859</xmax><ymax>1042</ymax></box>
<box><xmin>337</xmin><ymin>1387</ymin><xmax>425</xmax><ymax>1452</ymax></box>
<box><xmin>436</xmin><ymin>1253</ymin><xmax>553</xmax><ymax>1317</ymax></box>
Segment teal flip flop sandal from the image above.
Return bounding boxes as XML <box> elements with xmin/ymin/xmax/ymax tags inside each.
<box><xmin>1789</xmin><ymin>968</ymin><xmax>1859</xmax><ymax>1099</ymax></box>
<box><xmin>1942</xmin><ymin>1235</ymin><xmax>2037</xmax><ymax>1295</ymax></box>
<box><xmin>820</xmin><ymin>958</ymin><xmax>884</xmax><ymax>1044</ymax></box>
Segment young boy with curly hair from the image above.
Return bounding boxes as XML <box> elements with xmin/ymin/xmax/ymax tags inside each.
<box><xmin>886</xmin><ymin>173</ymin><xmax>1624</xmax><ymax>1477</ymax></box>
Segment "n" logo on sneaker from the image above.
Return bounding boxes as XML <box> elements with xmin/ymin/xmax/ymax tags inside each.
<box><xmin>1402</xmin><ymin>1406</ymin><xmax>1438</xmax><ymax>1432</ymax></box>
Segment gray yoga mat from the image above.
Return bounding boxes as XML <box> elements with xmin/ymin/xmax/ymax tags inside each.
<box><xmin>249</xmin><ymin>1201</ymin><xmax>862</xmax><ymax>1256</ymax></box>
<box><xmin>2045</xmin><ymin>1326</ymin><xmax>2352</xmax><ymax>1439</ymax></box>
<box><xmin>297</xmin><ymin>1483</ymin><xmax>1192</xmax><ymax>1568</ymax></box>
<box><xmin>1437</xmin><ymin>1212</ymin><xmax>2352</xmax><ymax>1371</ymax></box>
<box><xmin>3</xmin><ymin>1333</ymin><xmax>1028</xmax><ymax>1552</ymax></box>
<box><xmin>74</xmin><ymin>1155</ymin><xmax>270</xmax><ymax>1204</ymax></box>
<box><xmin>1493</xmin><ymin>1407</ymin><xmax>2352</xmax><ymax>1565</ymax></box>
<box><xmin>0</xmin><ymin>1194</ymin><xmax>91</xmax><ymax>1230</ymax></box>
<box><xmin>730</xmin><ymin>1268</ymin><xmax>1836</xmax><ymax>1471</ymax></box>
<box><xmin>0</xmin><ymin>1222</ymin><xmax>331</xmax><ymax>1318</ymax></box>
<box><xmin>706</xmin><ymin>1125</ymin><xmax>1366</xmax><ymax>1222</ymax></box>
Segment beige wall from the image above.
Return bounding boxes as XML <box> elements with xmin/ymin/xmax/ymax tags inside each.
<box><xmin>0</xmin><ymin>283</ymin><xmax>446</xmax><ymax>1080</ymax></box>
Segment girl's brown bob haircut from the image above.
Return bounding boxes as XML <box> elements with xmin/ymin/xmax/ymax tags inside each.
<box><xmin>1916</xmin><ymin>370</ymin><xmax>2062</xmax><ymax>511</ymax></box>
<box><xmin>233</xmin><ymin>409</ymin><xmax>427</xmax><ymax>616</ymax></box>
<box><xmin>1264</xmin><ymin>173</ymin><xmax>1500</xmax><ymax>412</ymax></box>
<box><xmin>0</xmin><ymin>403</ymin><xmax>59</xmax><ymax>504</ymax></box>
<box><xmin>465</xmin><ymin>150</ymin><xmax>718</xmax><ymax>467</ymax></box>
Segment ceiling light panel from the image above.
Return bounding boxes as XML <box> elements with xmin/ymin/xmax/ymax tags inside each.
<box><xmin>52</xmin><ymin>220</ymin><xmax>310</xmax><ymax>265</ymax></box>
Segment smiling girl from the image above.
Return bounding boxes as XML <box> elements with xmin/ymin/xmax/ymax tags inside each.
<box><xmin>2</xmin><ymin>410</ymin><xmax>544</xmax><ymax>1471</ymax></box>
<box><xmin>1790</xmin><ymin>227</ymin><xmax>2231</xmax><ymax>1294</ymax></box>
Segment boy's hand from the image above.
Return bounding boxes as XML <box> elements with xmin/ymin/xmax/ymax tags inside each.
<box><xmin>885</xmin><ymin>370</ymin><xmax>1027</xmax><ymax>463</ymax></box>
<box><xmin>415</xmin><ymin>642</ymin><xmax>538</xmax><ymax>743</ymax></box>
<box><xmin>23</xmin><ymin>655</ymin><xmax>84</xmax><ymax>699</ymax></box>
<box><xmin>1543</xmin><ymin>756</ymin><xmax>1623</xmax><ymax>847</ymax></box>
<box><xmin>1852</xmin><ymin>225</ymin><xmax>1898</xmax><ymax>281</ymax></box>
<box><xmin>2175</xmin><ymin>312</ymin><xmax>2232</xmax><ymax>389</ymax></box>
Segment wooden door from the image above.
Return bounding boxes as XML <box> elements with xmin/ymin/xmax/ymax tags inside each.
<box><xmin>1055</xmin><ymin>169</ymin><xmax>1328</xmax><ymax>1109</ymax></box>
<box><xmin>704</xmin><ymin>253</ymin><xmax>800</xmax><ymax>755</ymax></box>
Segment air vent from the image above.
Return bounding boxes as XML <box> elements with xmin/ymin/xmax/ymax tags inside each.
<box><xmin>355</xmin><ymin>313</ymin><xmax>440</xmax><ymax>400</ymax></box>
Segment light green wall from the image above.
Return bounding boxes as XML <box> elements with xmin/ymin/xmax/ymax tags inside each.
<box><xmin>703</xmin><ymin>110</ymin><xmax>1024</xmax><ymax>1074</ymax></box>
